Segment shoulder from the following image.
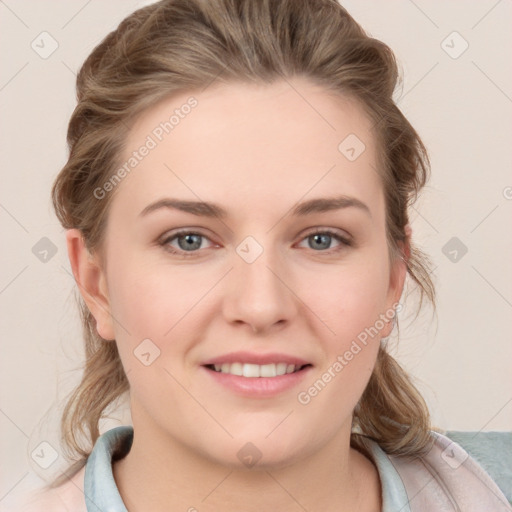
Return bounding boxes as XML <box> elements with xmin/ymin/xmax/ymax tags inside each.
<box><xmin>387</xmin><ymin>429</ymin><xmax>512</xmax><ymax>511</ymax></box>
<box><xmin>0</xmin><ymin>466</ymin><xmax>86</xmax><ymax>512</ymax></box>
<box><xmin>444</xmin><ymin>430</ymin><xmax>512</xmax><ymax>503</ymax></box>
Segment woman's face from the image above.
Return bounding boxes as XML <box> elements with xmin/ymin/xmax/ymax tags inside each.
<box><xmin>88</xmin><ymin>77</ymin><xmax>406</xmax><ymax>468</ymax></box>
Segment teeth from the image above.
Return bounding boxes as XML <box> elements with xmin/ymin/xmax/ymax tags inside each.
<box><xmin>259</xmin><ymin>363</ymin><xmax>276</xmax><ymax>377</ymax></box>
<box><xmin>230</xmin><ymin>362</ymin><xmax>243</xmax><ymax>376</ymax></box>
<box><xmin>276</xmin><ymin>363</ymin><xmax>288</xmax><ymax>376</ymax></box>
<box><xmin>210</xmin><ymin>362</ymin><xmax>303</xmax><ymax>377</ymax></box>
<box><xmin>243</xmin><ymin>363</ymin><xmax>260</xmax><ymax>377</ymax></box>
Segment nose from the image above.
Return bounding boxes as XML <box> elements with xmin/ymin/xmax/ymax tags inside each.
<box><xmin>222</xmin><ymin>242</ymin><xmax>297</xmax><ymax>335</ymax></box>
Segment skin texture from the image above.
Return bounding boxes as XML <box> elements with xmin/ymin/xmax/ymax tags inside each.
<box><xmin>67</xmin><ymin>77</ymin><xmax>408</xmax><ymax>511</ymax></box>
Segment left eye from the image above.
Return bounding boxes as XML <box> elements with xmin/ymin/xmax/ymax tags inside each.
<box><xmin>297</xmin><ymin>230</ymin><xmax>352</xmax><ymax>252</ymax></box>
<box><xmin>160</xmin><ymin>229</ymin><xmax>351</xmax><ymax>256</ymax></box>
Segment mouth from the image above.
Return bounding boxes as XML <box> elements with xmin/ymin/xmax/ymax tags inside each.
<box><xmin>204</xmin><ymin>362</ymin><xmax>312</xmax><ymax>378</ymax></box>
<box><xmin>200</xmin><ymin>352</ymin><xmax>313</xmax><ymax>396</ymax></box>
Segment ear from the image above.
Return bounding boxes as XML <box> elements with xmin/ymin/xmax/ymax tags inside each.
<box><xmin>66</xmin><ymin>229</ymin><xmax>116</xmax><ymax>341</ymax></box>
<box><xmin>381</xmin><ymin>224</ymin><xmax>411</xmax><ymax>338</ymax></box>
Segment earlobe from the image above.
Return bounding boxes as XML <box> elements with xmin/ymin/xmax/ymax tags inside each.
<box><xmin>65</xmin><ymin>229</ymin><xmax>116</xmax><ymax>341</ymax></box>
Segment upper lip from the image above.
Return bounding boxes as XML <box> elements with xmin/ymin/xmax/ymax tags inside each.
<box><xmin>202</xmin><ymin>351</ymin><xmax>312</xmax><ymax>366</ymax></box>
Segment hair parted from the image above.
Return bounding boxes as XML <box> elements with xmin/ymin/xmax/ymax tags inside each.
<box><xmin>50</xmin><ymin>0</ymin><xmax>437</xmax><ymax>488</ymax></box>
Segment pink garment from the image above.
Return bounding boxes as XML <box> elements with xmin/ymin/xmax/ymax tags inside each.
<box><xmin>384</xmin><ymin>431</ymin><xmax>512</xmax><ymax>511</ymax></box>
<box><xmin>1</xmin><ymin>467</ymin><xmax>86</xmax><ymax>512</ymax></box>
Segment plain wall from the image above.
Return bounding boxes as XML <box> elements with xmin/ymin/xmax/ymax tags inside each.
<box><xmin>1</xmin><ymin>0</ymin><xmax>511</xmax><ymax>500</ymax></box>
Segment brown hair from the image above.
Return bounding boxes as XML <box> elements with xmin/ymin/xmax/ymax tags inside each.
<box><xmin>49</xmin><ymin>0</ymin><xmax>436</xmax><ymax>487</ymax></box>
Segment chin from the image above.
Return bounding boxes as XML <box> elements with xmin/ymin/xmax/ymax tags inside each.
<box><xmin>204</xmin><ymin>429</ymin><xmax>313</xmax><ymax>472</ymax></box>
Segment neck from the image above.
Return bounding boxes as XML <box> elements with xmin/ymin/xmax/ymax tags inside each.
<box><xmin>112</xmin><ymin>420</ymin><xmax>381</xmax><ymax>512</ymax></box>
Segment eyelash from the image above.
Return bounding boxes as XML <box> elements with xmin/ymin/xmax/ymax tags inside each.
<box><xmin>159</xmin><ymin>228</ymin><xmax>353</xmax><ymax>257</ymax></box>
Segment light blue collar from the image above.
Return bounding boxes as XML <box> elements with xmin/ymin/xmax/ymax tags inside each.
<box><xmin>84</xmin><ymin>426</ymin><xmax>132</xmax><ymax>512</ymax></box>
<box><xmin>364</xmin><ymin>439</ymin><xmax>412</xmax><ymax>511</ymax></box>
<box><xmin>84</xmin><ymin>426</ymin><xmax>411</xmax><ymax>512</ymax></box>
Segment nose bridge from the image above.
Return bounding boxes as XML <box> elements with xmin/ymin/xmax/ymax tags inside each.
<box><xmin>224</xmin><ymin>233</ymin><xmax>296</xmax><ymax>332</ymax></box>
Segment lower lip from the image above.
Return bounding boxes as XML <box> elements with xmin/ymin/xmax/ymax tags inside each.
<box><xmin>201</xmin><ymin>366</ymin><xmax>312</xmax><ymax>398</ymax></box>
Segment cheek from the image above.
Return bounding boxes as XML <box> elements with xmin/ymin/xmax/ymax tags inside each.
<box><xmin>105</xmin><ymin>264</ymin><xmax>202</xmax><ymax>407</ymax></box>
<box><xmin>104</xmin><ymin>256</ymin><xmax>227</xmax><ymax>393</ymax></box>
<box><xmin>310</xmin><ymin>260</ymin><xmax>391</xmax><ymax>342</ymax></box>
<box><xmin>300</xmin><ymin>259</ymin><xmax>389</xmax><ymax>399</ymax></box>
<box><xmin>297</xmin><ymin>269</ymin><xmax>385</xmax><ymax>417</ymax></box>
<box><xmin>107</xmin><ymin>257</ymin><xmax>207</xmax><ymax>340</ymax></box>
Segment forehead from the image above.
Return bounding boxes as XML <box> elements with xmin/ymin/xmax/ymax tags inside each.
<box><xmin>110</xmin><ymin>77</ymin><xmax>383</xmax><ymax>223</ymax></box>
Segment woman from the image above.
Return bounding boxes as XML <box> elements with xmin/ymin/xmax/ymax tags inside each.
<box><xmin>9</xmin><ymin>0</ymin><xmax>512</xmax><ymax>510</ymax></box>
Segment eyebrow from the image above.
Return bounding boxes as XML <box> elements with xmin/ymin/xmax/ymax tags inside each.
<box><xmin>139</xmin><ymin>195</ymin><xmax>372</xmax><ymax>219</ymax></box>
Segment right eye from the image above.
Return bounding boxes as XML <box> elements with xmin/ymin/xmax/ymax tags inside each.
<box><xmin>160</xmin><ymin>230</ymin><xmax>216</xmax><ymax>257</ymax></box>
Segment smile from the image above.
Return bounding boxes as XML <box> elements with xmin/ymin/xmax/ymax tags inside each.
<box><xmin>205</xmin><ymin>362</ymin><xmax>309</xmax><ymax>378</ymax></box>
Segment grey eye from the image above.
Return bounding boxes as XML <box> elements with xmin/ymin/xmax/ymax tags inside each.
<box><xmin>176</xmin><ymin>233</ymin><xmax>203</xmax><ymax>251</ymax></box>
<box><xmin>308</xmin><ymin>233</ymin><xmax>333</xmax><ymax>250</ymax></box>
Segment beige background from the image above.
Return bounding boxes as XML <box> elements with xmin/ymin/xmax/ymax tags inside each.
<box><xmin>1</xmin><ymin>0</ymin><xmax>511</xmax><ymax>502</ymax></box>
